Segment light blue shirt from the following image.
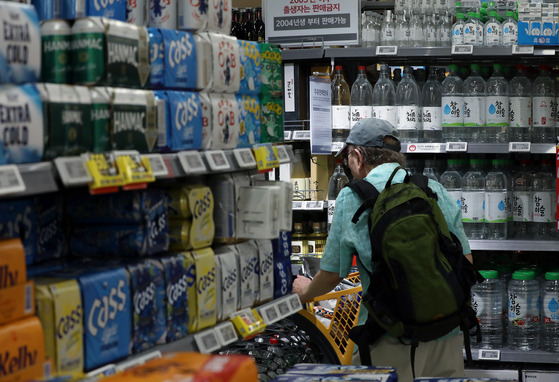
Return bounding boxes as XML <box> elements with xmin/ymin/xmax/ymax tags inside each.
<box><xmin>321</xmin><ymin>162</ymin><xmax>471</xmax><ymax>327</ymax></box>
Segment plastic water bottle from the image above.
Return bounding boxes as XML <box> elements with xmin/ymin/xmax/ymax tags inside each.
<box><xmin>452</xmin><ymin>13</ymin><xmax>466</xmax><ymax>45</ymax></box>
<box><xmin>437</xmin><ymin>11</ymin><xmax>452</xmax><ymax>46</ymax></box>
<box><xmin>396</xmin><ymin>66</ymin><xmax>421</xmax><ymax>143</ymax></box>
<box><xmin>441</xmin><ymin>64</ymin><xmax>464</xmax><ymax>142</ymax></box>
<box><xmin>484</xmin><ymin>159</ymin><xmax>508</xmax><ymax>240</ymax></box>
<box><xmin>463</xmin><ymin>12</ymin><xmax>477</xmax><ymax>45</ymax></box>
<box><xmin>474</xmin><ymin>12</ymin><xmax>485</xmax><ymax>45</ymax></box>
<box><xmin>362</xmin><ymin>11</ymin><xmax>380</xmax><ymax>48</ymax></box>
<box><xmin>461</xmin><ymin>158</ymin><xmax>486</xmax><ymax>240</ymax></box>
<box><xmin>532</xmin><ymin>65</ymin><xmax>556</xmax><ymax>143</ymax></box>
<box><xmin>439</xmin><ymin>159</ymin><xmax>463</xmax><ymax>210</ymax></box>
<box><xmin>472</xmin><ymin>270</ymin><xmax>503</xmax><ymax>348</ymax></box>
<box><xmin>485</xmin><ymin>64</ymin><xmax>509</xmax><ymax>143</ymax></box>
<box><xmin>410</xmin><ymin>10</ymin><xmax>424</xmax><ymax>47</ymax></box>
<box><xmin>331</xmin><ymin>65</ymin><xmax>351</xmax><ymax>147</ymax></box>
<box><xmin>484</xmin><ymin>10</ymin><xmax>501</xmax><ymax>46</ymax></box>
<box><xmin>532</xmin><ymin>160</ymin><xmax>556</xmax><ymax>239</ymax></box>
<box><xmin>395</xmin><ymin>10</ymin><xmax>410</xmax><ymax>47</ymax></box>
<box><xmin>424</xmin><ymin>11</ymin><xmax>438</xmax><ymax>47</ymax></box>
<box><xmin>512</xmin><ymin>160</ymin><xmax>533</xmax><ymax>239</ymax></box>
<box><xmin>350</xmin><ymin>66</ymin><xmax>374</xmax><ymax>128</ymax></box>
<box><xmin>509</xmin><ymin>65</ymin><xmax>532</xmax><ymax>142</ymax></box>
<box><xmin>380</xmin><ymin>10</ymin><xmax>395</xmax><ymax>45</ymax></box>
<box><xmin>423</xmin><ymin>159</ymin><xmax>439</xmax><ymax>181</ymax></box>
<box><xmin>541</xmin><ymin>271</ymin><xmax>559</xmax><ymax>352</ymax></box>
<box><xmin>421</xmin><ymin>67</ymin><xmax>443</xmax><ymax>142</ymax></box>
<box><xmin>373</xmin><ymin>64</ymin><xmax>397</xmax><ymax>128</ymax></box>
<box><xmin>463</xmin><ymin>64</ymin><xmax>486</xmax><ymax>142</ymax></box>
<box><xmin>502</xmin><ymin>11</ymin><xmax>518</xmax><ymax>46</ymax></box>
<box><xmin>327</xmin><ymin>160</ymin><xmax>349</xmax><ymax>233</ymax></box>
<box><xmin>508</xmin><ymin>269</ymin><xmax>540</xmax><ymax>351</ymax></box>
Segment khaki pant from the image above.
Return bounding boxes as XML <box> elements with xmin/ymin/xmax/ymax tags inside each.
<box><xmin>352</xmin><ymin>333</ymin><xmax>465</xmax><ymax>382</ymax></box>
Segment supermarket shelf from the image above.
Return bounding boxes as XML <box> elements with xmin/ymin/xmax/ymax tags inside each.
<box><xmin>468</xmin><ymin>347</ymin><xmax>559</xmax><ymax>364</ymax></box>
<box><xmin>0</xmin><ymin>162</ymin><xmax>59</xmax><ymax>200</ymax></box>
<box><xmin>469</xmin><ymin>240</ymin><xmax>559</xmax><ymax>252</ymax></box>
<box><xmin>400</xmin><ymin>143</ymin><xmax>555</xmax><ymax>154</ymax></box>
<box><xmin>281</xmin><ymin>48</ymin><xmax>324</xmax><ymax>61</ymax></box>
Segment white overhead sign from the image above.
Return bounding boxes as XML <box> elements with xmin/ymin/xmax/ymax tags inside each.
<box><xmin>263</xmin><ymin>0</ymin><xmax>360</xmax><ymax>47</ymax></box>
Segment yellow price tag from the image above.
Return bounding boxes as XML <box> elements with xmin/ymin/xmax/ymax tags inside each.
<box><xmin>116</xmin><ymin>153</ymin><xmax>155</xmax><ymax>190</ymax></box>
<box><xmin>252</xmin><ymin>143</ymin><xmax>279</xmax><ymax>173</ymax></box>
<box><xmin>85</xmin><ymin>152</ymin><xmax>125</xmax><ymax>194</ymax></box>
<box><xmin>230</xmin><ymin>309</ymin><xmax>266</xmax><ymax>340</ymax></box>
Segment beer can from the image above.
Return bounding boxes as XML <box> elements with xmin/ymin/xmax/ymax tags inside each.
<box><xmin>148</xmin><ymin>0</ymin><xmax>177</xmax><ymax>30</ymax></box>
<box><xmin>169</xmin><ymin>219</ymin><xmax>191</xmax><ymax>251</ymax></box>
<box><xmin>165</xmin><ymin>186</ymin><xmax>192</xmax><ymax>219</ymax></box>
<box><xmin>41</xmin><ymin>19</ymin><xmax>71</xmax><ymax>84</ymax></box>
<box><xmin>71</xmin><ymin>17</ymin><xmax>105</xmax><ymax>86</ymax></box>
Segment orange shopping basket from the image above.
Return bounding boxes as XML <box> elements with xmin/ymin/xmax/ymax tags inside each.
<box><xmin>296</xmin><ymin>272</ymin><xmax>362</xmax><ymax>365</ymax></box>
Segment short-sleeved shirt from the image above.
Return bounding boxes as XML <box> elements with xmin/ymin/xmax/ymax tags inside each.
<box><xmin>321</xmin><ymin>162</ymin><xmax>471</xmax><ymax>326</ymax></box>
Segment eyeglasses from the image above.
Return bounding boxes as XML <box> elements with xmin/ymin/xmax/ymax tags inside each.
<box><xmin>342</xmin><ymin>149</ymin><xmax>354</xmax><ymax>167</ymax></box>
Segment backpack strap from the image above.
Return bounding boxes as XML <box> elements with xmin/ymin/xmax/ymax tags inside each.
<box><xmin>345</xmin><ymin>179</ymin><xmax>380</xmax><ymax>224</ymax></box>
<box><xmin>409</xmin><ymin>173</ymin><xmax>438</xmax><ymax>201</ymax></box>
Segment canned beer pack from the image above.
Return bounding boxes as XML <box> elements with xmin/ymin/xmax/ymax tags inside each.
<box><xmin>260</xmin><ymin>94</ymin><xmax>284</xmax><ymax>144</ymax></box>
<box><xmin>255</xmin><ymin>239</ymin><xmax>274</xmax><ymax>305</ymax></box>
<box><xmin>198</xmin><ymin>91</ymin><xmax>213</xmax><ymax>149</ymax></box>
<box><xmin>208</xmin><ymin>33</ymin><xmax>240</xmax><ymax>93</ymax></box>
<box><xmin>207</xmin><ymin>0</ymin><xmax>231</xmax><ymax>34</ymax></box>
<box><xmin>147</xmin><ymin>28</ymin><xmax>164</xmax><ymax>88</ymax></box>
<box><xmin>238</xmin><ymin>40</ymin><xmax>261</xmax><ymax>96</ymax></box>
<box><xmin>178</xmin><ymin>0</ymin><xmax>208</xmax><ymax>32</ymax></box>
<box><xmin>234</xmin><ymin>240</ymin><xmax>258</xmax><ymax>310</ymax></box>
<box><xmin>148</xmin><ymin>0</ymin><xmax>177</xmax><ymax>30</ymax></box>
<box><xmin>34</xmin><ymin>194</ymin><xmax>65</xmax><ymax>263</ymax></box>
<box><xmin>184</xmin><ymin>248</ymin><xmax>217</xmax><ymax>333</ymax></box>
<box><xmin>259</xmin><ymin>43</ymin><xmax>283</xmax><ymax>97</ymax></box>
<box><xmin>159</xmin><ymin>253</ymin><xmax>189</xmax><ymax>342</ymax></box>
<box><xmin>89</xmin><ymin>86</ymin><xmax>112</xmax><ymax>153</ymax></box>
<box><xmin>214</xmin><ymin>245</ymin><xmax>239</xmax><ymax>321</ymax></box>
<box><xmin>0</xmin><ymin>238</ymin><xmax>26</xmax><ymax>289</ymax></box>
<box><xmin>40</xmin><ymin>19</ymin><xmax>71</xmax><ymax>84</ymax></box>
<box><xmin>0</xmin><ymin>198</ymin><xmax>37</xmax><ymax>265</ymax></box>
<box><xmin>235</xmin><ymin>94</ymin><xmax>260</xmax><ymax>148</ymax></box>
<box><xmin>160</xmin><ymin>29</ymin><xmax>197</xmax><ymax>90</ymax></box>
<box><xmin>193</xmin><ymin>33</ymin><xmax>212</xmax><ymax>91</ymax></box>
<box><xmin>208</xmin><ymin>92</ymin><xmax>239</xmax><ymax>149</ymax></box>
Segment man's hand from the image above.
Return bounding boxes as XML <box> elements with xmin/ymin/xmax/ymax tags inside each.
<box><xmin>292</xmin><ymin>270</ymin><xmax>344</xmax><ymax>303</ymax></box>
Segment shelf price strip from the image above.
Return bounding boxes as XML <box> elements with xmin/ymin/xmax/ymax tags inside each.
<box><xmin>233</xmin><ymin>148</ymin><xmax>257</xmax><ymax>169</ymax></box>
<box><xmin>177</xmin><ymin>151</ymin><xmax>207</xmax><ymax>175</ymax></box>
<box><xmin>446</xmin><ymin>142</ymin><xmax>468</xmax><ymax>152</ymax></box>
<box><xmin>509</xmin><ymin>142</ymin><xmax>531</xmax><ymax>152</ymax></box>
<box><xmin>194</xmin><ymin>328</ymin><xmax>221</xmax><ymax>354</ymax></box>
<box><xmin>141</xmin><ymin>154</ymin><xmax>168</xmax><ymax>177</ymax></box>
<box><xmin>0</xmin><ymin>165</ymin><xmax>26</xmax><ymax>196</ymax></box>
<box><xmin>478</xmin><ymin>349</ymin><xmax>500</xmax><ymax>361</ymax></box>
<box><xmin>204</xmin><ymin>150</ymin><xmax>231</xmax><ymax>172</ymax></box>
<box><xmin>214</xmin><ymin>322</ymin><xmax>239</xmax><ymax>347</ymax></box>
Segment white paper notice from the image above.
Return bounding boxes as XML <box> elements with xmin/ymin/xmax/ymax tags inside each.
<box><xmin>309</xmin><ymin>75</ymin><xmax>332</xmax><ymax>155</ymax></box>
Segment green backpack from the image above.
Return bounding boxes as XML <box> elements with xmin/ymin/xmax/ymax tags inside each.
<box><xmin>346</xmin><ymin>166</ymin><xmax>482</xmax><ymax>376</ymax></box>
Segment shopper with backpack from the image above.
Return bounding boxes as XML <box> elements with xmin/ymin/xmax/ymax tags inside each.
<box><xmin>292</xmin><ymin>117</ymin><xmax>480</xmax><ymax>382</ymax></box>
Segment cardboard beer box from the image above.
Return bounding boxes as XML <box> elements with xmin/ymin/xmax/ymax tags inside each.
<box><xmin>159</xmin><ymin>254</ymin><xmax>189</xmax><ymax>342</ymax></box>
<box><xmin>184</xmin><ymin>248</ymin><xmax>217</xmax><ymax>332</ymax></box>
<box><xmin>0</xmin><ymin>238</ymin><xmax>26</xmax><ymax>289</ymax></box>
<box><xmin>0</xmin><ymin>280</ymin><xmax>35</xmax><ymax>326</ymax></box>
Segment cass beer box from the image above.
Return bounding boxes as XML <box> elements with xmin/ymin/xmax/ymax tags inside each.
<box><xmin>184</xmin><ymin>248</ymin><xmax>217</xmax><ymax>332</ymax></box>
<box><xmin>214</xmin><ymin>246</ymin><xmax>239</xmax><ymax>321</ymax></box>
<box><xmin>0</xmin><ymin>316</ymin><xmax>47</xmax><ymax>382</ymax></box>
<box><xmin>159</xmin><ymin>254</ymin><xmax>189</xmax><ymax>342</ymax></box>
<box><xmin>285</xmin><ymin>364</ymin><xmax>398</xmax><ymax>382</ymax></box>
<box><xmin>234</xmin><ymin>241</ymin><xmax>258</xmax><ymax>310</ymax></box>
<box><xmin>160</xmin><ymin>29</ymin><xmax>197</xmax><ymax>90</ymax></box>
<box><xmin>0</xmin><ymin>198</ymin><xmax>37</xmax><ymax>265</ymax></box>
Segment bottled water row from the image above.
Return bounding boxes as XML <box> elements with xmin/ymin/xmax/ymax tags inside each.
<box><xmin>452</xmin><ymin>10</ymin><xmax>518</xmax><ymax>46</ymax></box>
<box><xmin>439</xmin><ymin>158</ymin><xmax>556</xmax><ymax>240</ymax></box>
<box><xmin>472</xmin><ymin>268</ymin><xmax>559</xmax><ymax>352</ymax></box>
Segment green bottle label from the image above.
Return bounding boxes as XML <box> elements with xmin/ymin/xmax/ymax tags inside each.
<box><xmin>42</xmin><ymin>35</ymin><xmax>71</xmax><ymax>83</ymax></box>
<box><xmin>91</xmin><ymin>102</ymin><xmax>111</xmax><ymax>152</ymax></box>
<box><xmin>71</xmin><ymin>32</ymin><xmax>105</xmax><ymax>85</ymax></box>
<box><xmin>45</xmin><ymin>102</ymin><xmax>91</xmax><ymax>159</ymax></box>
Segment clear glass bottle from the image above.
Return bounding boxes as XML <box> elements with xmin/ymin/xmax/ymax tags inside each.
<box><xmin>484</xmin><ymin>159</ymin><xmax>508</xmax><ymax>239</ymax></box>
<box><xmin>437</xmin><ymin>11</ymin><xmax>452</xmax><ymax>47</ymax></box>
<box><xmin>327</xmin><ymin>160</ymin><xmax>349</xmax><ymax>232</ymax></box>
<box><xmin>461</xmin><ymin>158</ymin><xmax>486</xmax><ymax>239</ymax></box>
<box><xmin>373</xmin><ymin>64</ymin><xmax>397</xmax><ymax>128</ymax></box>
<box><xmin>532</xmin><ymin>65</ymin><xmax>557</xmax><ymax>143</ymax></box>
<box><xmin>396</xmin><ymin>66</ymin><xmax>421</xmax><ymax>143</ymax></box>
<box><xmin>350</xmin><ymin>65</ymin><xmax>374</xmax><ymax>128</ymax></box>
<box><xmin>380</xmin><ymin>10</ymin><xmax>396</xmax><ymax>45</ymax></box>
<box><xmin>410</xmin><ymin>10</ymin><xmax>425</xmax><ymax>47</ymax></box>
<box><xmin>424</xmin><ymin>10</ymin><xmax>438</xmax><ymax>47</ymax></box>
<box><xmin>509</xmin><ymin>65</ymin><xmax>533</xmax><ymax>142</ymax></box>
<box><xmin>441</xmin><ymin>64</ymin><xmax>465</xmax><ymax>142</ymax></box>
<box><xmin>463</xmin><ymin>63</ymin><xmax>487</xmax><ymax>142</ymax></box>
<box><xmin>421</xmin><ymin>67</ymin><xmax>443</xmax><ymax>142</ymax></box>
<box><xmin>485</xmin><ymin>63</ymin><xmax>509</xmax><ymax>143</ymax></box>
<box><xmin>331</xmin><ymin>65</ymin><xmax>351</xmax><ymax>147</ymax></box>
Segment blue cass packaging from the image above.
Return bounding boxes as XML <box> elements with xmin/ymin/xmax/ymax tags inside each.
<box><xmin>0</xmin><ymin>198</ymin><xmax>37</xmax><ymax>264</ymax></box>
<box><xmin>160</xmin><ymin>29</ymin><xmax>197</xmax><ymax>90</ymax></box>
<box><xmin>34</xmin><ymin>195</ymin><xmax>65</xmax><ymax>263</ymax></box>
<box><xmin>159</xmin><ymin>253</ymin><xmax>189</xmax><ymax>342</ymax></box>
<box><xmin>148</xmin><ymin>28</ymin><xmax>164</xmax><ymax>89</ymax></box>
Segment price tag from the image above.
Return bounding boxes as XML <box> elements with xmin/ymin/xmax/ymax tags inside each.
<box><xmin>304</xmin><ymin>201</ymin><xmax>324</xmax><ymax>210</ymax></box>
<box><xmin>277</xmin><ymin>299</ymin><xmax>291</xmax><ymax>317</ymax></box>
<box><xmin>0</xmin><ymin>165</ymin><xmax>26</xmax><ymax>196</ymax></box>
<box><xmin>115</xmin><ymin>151</ymin><xmax>155</xmax><ymax>189</ymax></box>
<box><xmin>376</xmin><ymin>45</ymin><xmax>398</xmax><ymax>55</ymax></box>
<box><xmin>509</xmin><ymin>142</ymin><xmax>531</xmax><ymax>152</ymax></box>
<box><xmin>512</xmin><ymin>45</ymin><xmax>534</xmax><ymax>54</ymax></box>
<box><xmin>233</xmin><ymin>148</ymin><xmax>257</xmax><ymax>169</ymax></box>
<box><xmin>478</xmin><ymin>349</ymin><xmax>500</xmax><ymax>361</ymax></box>
<box><xmin>86</xmin><ymin>364</ymin><xmax>117</xmax><ymax>379</ymax></box>
<box><xmin>292</xmin><ymin>201</ymin><xmax>304</xmax><ymax>210</ymax></box>
<box><xmin>331</xmin><ymin>141</ymin><xmax>345</xmax><ymax>153</ymax></box>
<box><xmin>141</xmin><ymin>154</ymin><xmax>168</xmax><ymax>177</ymax></box>
<box><xmin>284</xmin><ymin>130</ymin><xmax>293</xmax><ymax>141</ymax></box>
<box><xmin>194</xmin><ymin>329</ymin><xmax>221</xmax><ymax>354</ymax></box>
<box><xmin>451</xmin><ymin>45</ymin><xmax>473</xmax><ymax>54</ymax></box>
<box><xmin>214</xmin><ymin>322</ymin><xmax>239</xmax><ymax>347</ymax></box>
<box><xmin>445</xmin><ymin>142</ymin><xmax>468</xmax><ymax>152</ymax></box>
<box><xmin>253</xmin><ymin>143</ymin><xmax>280</xmax><ymax>173</ymax></box>
<box><xmin>54</xmin><ymin>157</ymin><xmax>93</xmax><ymax>187</ymax></box>
<box><xmin>84</xmin><ymin>152</ymin><xmax>125</xmax><ymax>193</ymax></box>
<box><xmin>177</xmin><ymin>151</ymin><xmax>207</xmax><ymax>175</ymax></box>
<box><xmin>288</xmin><ymin>294</ymin><xmax>303</xmax><ymax>312</ymax></box>
<box><xmin>260</xmin><ymin>304</ymin><xmax>280</xmax><ymax>324</ymax></box>
<box><xmin>275</xmin><ymin>145</ymin><xmax>290</xmax><ymax>164</ymax></box>
<box><xmin>204</xmin><ymin>150</ymin><xmax>231</xmax><ymax>172</ymax></box>
<box><xmin>292</xmin><ymin>130</ymin><xmax>311</xmax><ymax>140</ymax></box>
<box><xmin>406</xmin><ymin>143</ymin><xmax>444</xmax><ymax>153</ymax></box>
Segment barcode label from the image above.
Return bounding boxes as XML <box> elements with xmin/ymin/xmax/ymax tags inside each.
<box><xmin>292</xmin><ymin>201</ymin><xmax>304</xmax><ymax>210</ymax></box>
<box><xmin>478</xmin><ymin>349</ymin><xmax>500</xmax><ymax>360</ymax></box>
<box><xmin>203</xmin><ymin>334</ymin><xmax>218</xmax><ymax>349</ymax></box>
<box><xmin>143</xmin><ymin>154</ymin><xmax>168</xmax><ymax>177</ymax></box>
<box><xmin>289</xmin><ymin>295</ymin><xmax>302</xmax><ymax>311</ymax></box>
<box><xmin>194</xmin><ymin>330</ymin><xmax>221</xmax><ymax>354</ymax></box>
<box><xmin>54</xmin><ymin>157</ymin><xmax>92</xmax><ymax>186</ymax></box>
<box><xmin>0</xmin><ymin>165</ymin><xmax>25</xmax><ymax>195</ymax></box>
<box><xmin>220</xmin><ymin>326</ymin><xmax>236</xmax><ymax>342</ymax></box>
<box><xmin>304</xmin><ymin>201</ymin><xmax>324</xmax><ymax>210</ymax></box>
<box><xmin>177</xmin><ymin>151</ymin><xmax>207</xmax><ymax>174</ymax></box>
<box><xmin>278</xmin><ymin>301</ymin><xmax>290</xmax><ymax>316</ymax></box>
<box><xmin>509</xmin><ymin>142</ymin><xmax>531</xmax><ymax>152</ymax></box>
<box><xmin>376</xmin><ymin>45</ymin><xmax>398</xmax><ymax>55</ymax></box>
<box><xmin>43</xmin><ymin>361</ymin><xmax>52</xmax><ymax>379</ymax></box>
<box><xmin>276</xmin><ymin>146</ymin><xmax>290</xmax><ymax>163</ymax></box>
<box><xmin>293</xmin><ymin>130</ymin><xmax>311</xmax><ymax>140</ymax></box>
<box><xmin>451</xmin><ymin>45</ymin><xmax>474</xmax><ymax>54</ymax></box>
<box><xmin>445</xmin><ymin>142</ymin><xmax>468</xmax><ymax>152</ymax></box>
<box><xmin>24</xmin><ymin>283</ymin><xmax>32</xmax><ymax>314</ymax></box>
<box><xmin>512</xmin><ymin>45</ymin><xmax>534</xmax><ymax>54</ymax></box>
<box><xmin>265</xmin><ymin>306</ymin><xmax>279</xmax><ymax>323</ymax></box>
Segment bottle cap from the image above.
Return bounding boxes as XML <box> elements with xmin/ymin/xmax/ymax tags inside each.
<box><xmin>479</xmin><ymin>270</ymin><xmax>499</xmax><ymax>279</ymax></box>
<box><xmin>512</xmin><ymin>269</ymin><xmax>536</xmax><ymax>280</ymax></box>
<box><xmin>545</xmin><ymin>272</ymin><xmax>559</xmax><ymax>281</ymax></box>
<box><xmin>469</xmin><ymin>158</ymin><xmax>484</xmax><ymax>165</ymax></box>
<box><xmin>270</xmin><ymin>338</ymin><xmax>279</xmax><ymax>345</ymax></box>
<box><xmin>447</xmin><ymin>159</ymin><xmax>460</xmax><ymax>165</ymax></box>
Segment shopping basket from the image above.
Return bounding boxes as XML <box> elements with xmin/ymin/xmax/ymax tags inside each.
<box><xmin>296</xmin><ymin>272</ymin><xmax>362</xmax><ymax>365</ymax></box>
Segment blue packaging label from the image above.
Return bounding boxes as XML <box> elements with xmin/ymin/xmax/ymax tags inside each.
<box><xmin>273</xmin><ymin>257</ymin><xmax>292</xmax><ymax>299</ymax></box>
<box><xmin>79</xmin><ymin>267</ymin><xmax>130</xmax><ymax>371</ymax></box>
<box><xmin>160</xmin><ymin>29</ymin><xmax>196</xmax><ymax>89</ymax></box>
<box><xmin>235</xmin><ymin>94</ymin><xmax>260</xmax><ymax>148</ymax></box>
<box><xmin>0</xmin><ymin>84</ymin><xmax>44</xmax><ymax>164</ymax></box>
<box><xmin>0</xmin><ymin>198</ymin><xmax>36</xmax><ymax>264</ymax></box>
<box><xmin>31</xmin><ymin>0</ymin><xmax>60</xmax><ymax>21</ymax></box>
<box><xmin>154</xmin><ymin>90</ymin><xmax>169</xmax><ymax>151</ymax></box>
<box><xmin>60</xmin><ymin>0</ymin><xmax>86</xmax><ymax>19</ymax></box>
<box><xmin>0</xmin><ymin>3</ymin><xmax>41</xmax><ymax>84</ymax></box>
<box><xmin>166</xmin><ymin>90</ymin><xmax>202</xmax><ymax>151</ymax></box>
<box><xmin>272</xmin><ymin>230</ymin><xmax>292</xmax><ymax>261</ymax></box>
<box><xmin>238</xmin><ymin>40</ymin><xmax>261</xmax><ymax>95</ymax></box>
<box><xmin>148</xmin><ymin>28</ymin><xmax>164</xmax><ymax>89</ymax></box>
<box><xmin>34</xmin><ymin>195</ymin><xmax>65</xmax><ymax>263</ymax></box>
<box><xmin>87</xmin><ymin>0</ymin><xmax>126</xmax><ymax>21</ymax></box>
<box><xmin>126</xmin><ymin>259</ymin><xmax>166</xmax><ymax>353</ymax></box>
<box><xmin>160</xmin><ymin>254</ymin><xmax>189</xmax><ymax>342</ymax></box>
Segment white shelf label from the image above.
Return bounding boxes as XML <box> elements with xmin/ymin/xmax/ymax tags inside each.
<box><xmin>233</xmin><ymin>148</ymin><xmax>257</xmax><ymax>169</ymax></box>
<box><xmin>54</xmin><ymin>157</ymin><xmax>93</xmax><ymax>187</ymax></box>
<box><xmin>260</xmin><ymin>304</ymin><xmax>280</xmax><ymax>324</ymax></box>
<box><xmin>276</xmin><ymin>145</ymin><xmax>290</xmax><ymax>163</ymax></box>
<box><xmin>331</xmin><ymin>141</ymin><xmax>344</xmax><ymax>153</ymax></box>
<box><xmin>258</xmin><ymin>295</ymin><xmax>302</xmax><ymax>325</ymax></box>
<box><xmin>142</xmin><ymin>154</ymin><xmax>168</xmax><ymax>177</ymax></box>
<box><xmin>288</xmin><ymin>294</ymin><xmax>303</xmax><ymax>312</ymax></box>
<box><xmin>204</xmin><ymin>150</ymin><xmax>231</xmax><ymax>171</ymax></box>
<box><xmin>509</xmin><ymin>142</ymin><xmax>531</xmax><ymax>152</ymax></box>
<box><xmin>293</xmin><ymin>130</ymin><xmax>311</xmax><ymax>140</ymax></box>
<box><xmin>406</xmin><ymin>143</ymin><xmax>444</xmax><ymax>153</ymax></box>
<box><xmin>512</xmin><ymin>45</ymin><xmax>534</xmax><ymax>54</ymax></box>
<box><xmin>445</xmin><ymin>142</ymin><xmax>468</xmax><ymax>152</ymax></box>
<box><xmin>277</xmin><ymin>299</ymin><xmax>291</xmax><ymax>317</ymax></box>
<box><xmin>177</xmin><ymin>151</ymin><xmax>207</xmax><ymax>174</ymax></box>
<box><xmin>0</xmin><ymin>165</ymin><xmax>26</xmax><ymax>196</ymax></box>
<box><xmin>451</xmin><ymin>45</ymin><xmax>474</xmax><ymax>54</ymax></box>
<box><xmin>478</xmin><ymin>349</ymin><xmax>500</xmax><ymax>361</ymax></box>
<box><xmin>376</xmin><ymin>45</ymin><xmax>398</xmax><ymax>55</ymax></box>
<box><xmin>86</xmin><ymin>364</ymin><xmax>117</xmax><ymax>379</ymax></box>
<box><xmin>194</xmin><ymin>329</ymin><xmax>221</xmax><ymax>354</ymax></box>
<box><xmin>292</xmin><ymin>201</ymin><xmax>304</xmax><ymax>210</ymax></box>
<box><xmin>284</xmin><ymin>130</ymin><xmax>293</xmax><ymax>141</ymax></box>
<box><xmin>304</xmin><ymin>200</ymin><xmax>325</xmax><ymax>210</ymax></box>
<box><xmin>214</xmin><ymin>322</ymin><xmax>239</xmax><ymax>347</ymax></box>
